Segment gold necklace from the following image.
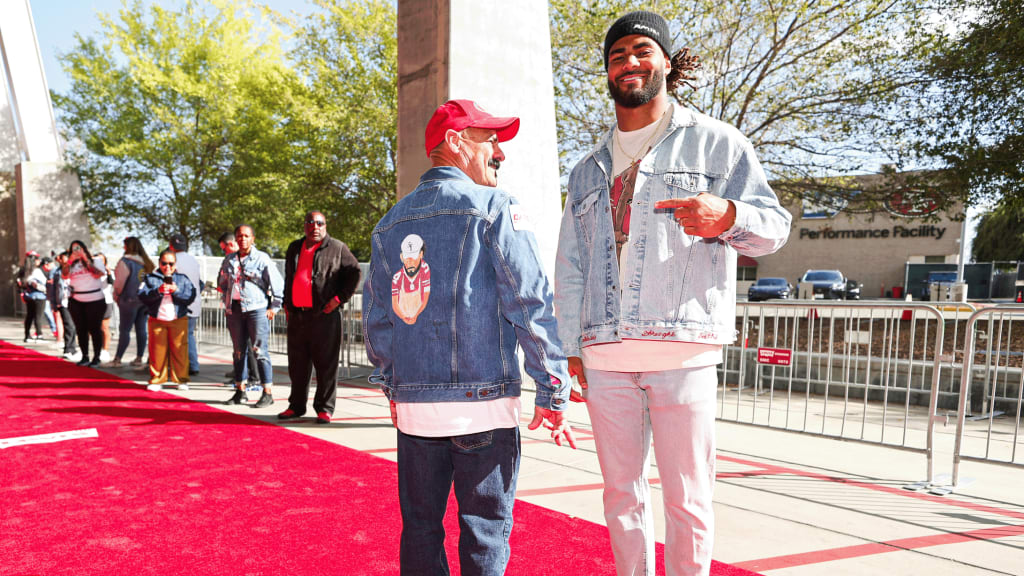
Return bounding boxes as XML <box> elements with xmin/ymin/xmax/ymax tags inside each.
<box><xmin>614</xmin><ymin>109</ymin><xmax>669</xmax><ymax>165</ymax></box>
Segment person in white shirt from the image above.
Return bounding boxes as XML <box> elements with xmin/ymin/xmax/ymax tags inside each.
<box><xmin>61</xmin><ymin>240</ymin><xmax>109</xmax><ymax>367</ymax></box>
<box><xmin>137</xmin><ymin>250</ymin><xmax>196</xmax><ymax>391</ymax></box>
<box><xmin>168</xmin><ymin>233</ymin><xmax>204</xmax><ymax>375</ymax></box>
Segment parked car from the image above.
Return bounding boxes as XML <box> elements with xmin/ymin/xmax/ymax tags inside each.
<box><xmin>799</xmin><ymin>269</ymin><xmax>847</xmax><ymax>299</ymax></box>
<box><xmin>748</xmin><ymin>277</ymin><xmax>793</xmax><ymax>301</ymax></box>
<box><xmin>845</xmin><ymin>279</ymin><xmax>862</xmax><ymax>300</ymax></box>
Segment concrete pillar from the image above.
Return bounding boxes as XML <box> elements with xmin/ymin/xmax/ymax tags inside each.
<box><xmin>0</xmin><ymin>0</ymin><xmax>89</xmax><ymax>314</ymax></box>
<box><xmin>397</xmin><ymin>0</ymin><xmax>563</xmax><ymax>274</ymax></box>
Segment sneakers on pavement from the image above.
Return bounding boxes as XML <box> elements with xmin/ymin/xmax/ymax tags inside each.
<box><xmin>146</xmin><ymin>384</ymin><xmax>163</xmax><ymax>392</ymax></box>
<box><xmin>130</xmin><ymin>357</ymin><xmax>144</xmax><ymax>367</ymax></box>
<box><xmin>99</xmin><ymin>350</ymin><xmax>111</xmax><ymax>363</ymax></box>
<box><xmin>316</xmin><ymin>412</ymin><xmax>332</xmax><ymax>425</ymax></box>
<box><xmin>226</xmin><ymin>389</ymin><xmax>247</xmax><ymax>405</ymax></box>
<box><xmin>177</xmin><ymin>383</ymin><xmax>189</xmax><ymax>391</ymax></box>
<box><xmin>277</xmin><ymin>409</ymin><xmax>304</xmax><ymax>420</ymax></box>
<box><xmin>88</xmin><ymin>357</ymin><xmax>101</xmax><ymax>368</ymax></box>
<box><xmin>253</xmin><ymin>392</ymin><xmax>274</xmax><ymax>409</ymax></box>
<box><xmin>107</xmin><ymin>358</ymin><xmax>122</xmax><ymax>367</ymax></box>
<box><xmin>76</xmin><ymin>357</ymin><xmax>90</xmax><ymax>366</ymax></box>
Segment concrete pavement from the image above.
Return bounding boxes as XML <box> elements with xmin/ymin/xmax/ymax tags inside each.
<box><xmin>4</xmin><ymin>317</ymin><xmax>1023</xmax><ymax>575</ymax></box>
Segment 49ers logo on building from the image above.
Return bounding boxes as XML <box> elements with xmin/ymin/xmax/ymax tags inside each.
<box><xmin>884</xmin><ymin>190</ymin><xmax>939</xmax><ymax>218</ymax></box>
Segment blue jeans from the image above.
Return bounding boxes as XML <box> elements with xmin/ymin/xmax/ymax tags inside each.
<box><xmin>226</xmin><ymin>303</ymin><xmax>272</xmax><ymax>385</ymax></box>
<box><xmin>397</xmin><ymin>427</ymin><xmax>520</xmax><ymax>576</ymax></box>
<box><xmin>115</xmin><ymin>301</ymin><xmax>148</xmax><ymax>360</ymax></box>
<box><xmin>187</xmin><ymin>315</ymin><xmax>199</xmax><ymax>372</ymax></box>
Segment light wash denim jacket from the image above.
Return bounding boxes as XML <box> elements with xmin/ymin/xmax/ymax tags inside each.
<box><xmin>217</xmin><ymin>247</ymin><xmax>284</xmax><ymax>313</ymax></box>
<box><xmin>363</xmin><ymin>166</ymin><xmax>570</xmax><ymax>410</ymax></box>
<box><xmin>554</xmin><ymin>105</ymin><xmax>792</xmax><ymax>356</ymax></box>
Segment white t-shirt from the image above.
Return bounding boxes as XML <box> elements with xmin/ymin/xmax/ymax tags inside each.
<box><xmin>68</xmin><ymin>257</ymin><xmax>107</xmax><ymax>303</ymax></box>
<box><xmin>583</xmin><ymin>110</ymin><xmax>722</xmax><ymax>372</ymax></box>
<box><xmin>156</xmin><ymin>293</ymin><xmax>176</xmax><ymax>321</ymax></box>
<box><xmin>397</xmin><ymin>397</ymin><xmax>521</xmax><ymax>437</ymax></box>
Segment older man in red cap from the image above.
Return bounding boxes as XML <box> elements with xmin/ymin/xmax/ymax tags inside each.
<box><xmin>363</xmin><ymin>99</ymin><xmax>576</xmax><ymax>574</ymax></box>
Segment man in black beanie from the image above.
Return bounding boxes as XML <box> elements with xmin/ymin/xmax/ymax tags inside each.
<box><xmin>554</xmin><ymin>10</ymin><xmax>792</xmax><ymax>576</ymax></box>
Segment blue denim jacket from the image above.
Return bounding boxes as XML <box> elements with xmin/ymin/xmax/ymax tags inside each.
<box><xmin>217</xmin><ymin>248</ymin><xmax>284</xmax><ymax>313</ymax></box>
<box><xmin>363</xmin><ymin>166</ymin><xmax>570</xmax><ymax>411</ymax></box>
<box><xmin>138</xmin><ymin>272</ymin><xmax>196</xmax><ymax>319</ymax></box>
<box><xmin>554</xmin><ymin>105</ymin><xmax>792</xmax><ymax>356</ymax></box>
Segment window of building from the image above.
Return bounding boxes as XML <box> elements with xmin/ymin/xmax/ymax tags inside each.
<box><xmin>737</xmin><ymin>254</ymin><xmax>758</xmax><ymax>281</ymax></box>
<box><xmin>738</xmin><ymin>266</ymin><xmax>757</xmax><ymax>281</ymax></box>
<box><xmin>924</xmin><ymin>255</ymin><xmax>947</xmax><ymax>263</ymax></box>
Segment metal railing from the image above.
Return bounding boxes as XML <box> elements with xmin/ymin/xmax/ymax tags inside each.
<box><xmin>953</xmin><ymin>305</ymin><xmax>1024</xmax><ymax>485</ymax></box>
<box><xmin>193</xmin><ymin>292</ymin><xmax>371</xmax><ymax>371</ymax></box>
<box><xmin>719</xmin><ymin>301</ymin><xmax>955</xmax><ymax>483</ymax></box>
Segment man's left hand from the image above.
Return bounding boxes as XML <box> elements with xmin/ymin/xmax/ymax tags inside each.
<box><xmin>655</xmin><ymin>193</ymin><xmax>736</xmax><ymax>238</ymax></box>
<box><xmin>527</xmin><ymin>408</ymin><xmax>577</xmax><ymax>449</ymax></box>
<box><xmin>266</xmin><ymin>309</ymin><xmax>277</xmax><ymax>320</ymax></box>
<box><xmin>322</xmin><ymin>299</ymin><xmax>340</xmax><ymax>314</ymax></box>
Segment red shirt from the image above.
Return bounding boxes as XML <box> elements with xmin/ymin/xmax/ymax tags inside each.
<box><xmin>292</xmin><ymin>241</ymin><xmax>321</xmax><ymax>308</ymax></box>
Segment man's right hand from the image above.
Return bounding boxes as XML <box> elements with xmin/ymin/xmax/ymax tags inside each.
<box><xmin>568</xmin><ymin>356</ymin><xmax>587</xmax><ymax>402</ymax></box>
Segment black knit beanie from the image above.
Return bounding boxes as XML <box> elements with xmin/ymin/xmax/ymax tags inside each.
<box><xmin>603</xmin><ymin>11</ymin><xmax>672</xmax><ymax>69</ymax></box>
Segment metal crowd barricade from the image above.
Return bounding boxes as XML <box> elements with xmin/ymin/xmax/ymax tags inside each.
<box><xmin>721</xmin><ymin>301</ymin><xmax>950</xmax><ymax>484</ymax></box>
<box><xmin>952</xmin><ymin>305</ymin><xmax>1024</xmax><ymax>486</ymax></box>
<box><xmin>195</xmin><ymin>291</ymin><xmax>372</xmax><ymax>371</ymax></box>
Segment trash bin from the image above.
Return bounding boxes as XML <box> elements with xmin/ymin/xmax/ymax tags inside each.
<box><xmin>892</xmin><ymin>286</ymin><xmax>903</xmax><ymax>299</ymax></box>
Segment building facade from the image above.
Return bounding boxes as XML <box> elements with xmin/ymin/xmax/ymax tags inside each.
<box><xmin>749</xmin><ymin>175</ymin><xmax>962</xmax><ymax>299</ymax></box>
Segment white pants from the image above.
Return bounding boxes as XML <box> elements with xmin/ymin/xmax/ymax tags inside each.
<box><xmin>585</xmin><ymin>365</ymin><xmax>718</xmax><ymax>576</ymax></box>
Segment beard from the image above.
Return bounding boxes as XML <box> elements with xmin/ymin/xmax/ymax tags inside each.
<box><xmin>607</xmin><ymin>67</ymin><xmax>665</xmax><ymax>108</ymax></box>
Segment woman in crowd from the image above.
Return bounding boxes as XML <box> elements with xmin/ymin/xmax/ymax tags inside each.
<box><xmin>111</xmin><ymin>237</ymin><xmax>154</xmax><ymax>367</ymax></box>
<box><xmin>19</xmin><ymin>253</ymin><xmax>48</xmax><ymax>342</ymax></box>
<box><xmin>138</xmin><ymin>249</ymin><xmax>195</xmax><ymax>391</ymax></box>
<box><xmin>61</xmin><ymin>240</ymin><xmax>108</xmax><ymax>367</ymax></box>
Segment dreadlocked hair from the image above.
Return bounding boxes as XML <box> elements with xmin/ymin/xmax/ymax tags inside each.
<box><xmin>666</xmin><ymin>47</ymin><xmax>701</xmax><ymax>92</ymax></box>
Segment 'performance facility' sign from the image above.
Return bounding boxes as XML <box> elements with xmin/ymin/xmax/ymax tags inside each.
<box><xmin>798</xmin><ymin>224</ymin><xmax>947</xmax><ymax>241</ymax></box>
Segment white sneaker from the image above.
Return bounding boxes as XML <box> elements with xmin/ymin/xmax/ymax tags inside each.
<box><xmin>177</xmin><ymin>383</ymin><xmax>189</xmax><ymax>391</ymax></box>
<box><xmin>146</xmin><ymin>384</ymin><xmax>162</xmax><ymax>392</ymax></box>
<box><xmin>99</xmin><ymin>350</ymin><xmax>111</xmax><ymax>362</ymax></box>
<box><xmin>63</xmin><ymin>351</ymin><xmax>82</xmax><ymax>361</ymax></box>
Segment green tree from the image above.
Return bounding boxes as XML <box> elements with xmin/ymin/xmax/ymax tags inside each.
<box><xmin>54</xmin><ymin>0</ymin><xmax>303</xmax><ymax>255</ymax></box>
<box><xmin>896</xmin><ymin>0</ymin><xmax>1023</xmax><ymax>211</ymax></box>
<box><xmin>549</xmin><ymin>0</ymin><xmax>930</xmax><ymax>210</ymax></box>
<box><xmin>971</xmin><ymin>205</ymin><xmax>1024</xmax><ymax>262</ymax></box>
<box><xmin>289</xmin><ymin>0</ymin><xmax>396</xmax><ymax>260</ymax></box>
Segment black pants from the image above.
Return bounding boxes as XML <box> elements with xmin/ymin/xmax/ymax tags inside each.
<box><xmin>69</xmin><ymin>299</ymin><xmax>106</xmax><ymax>361</ymax></box>
<box><xmin>286</xmin><ymin>308</ymin><xmax>342</xmax><ymax>415</ymax></box>
<box><xmin>57</xmin><ymin>306</ymin><xmax>77</xmax><ymax>354</ymax></box>
<box><xmin>24</xmin><ymin>299</ymin><xmax>47</xmax><ymax>339</ymax></box>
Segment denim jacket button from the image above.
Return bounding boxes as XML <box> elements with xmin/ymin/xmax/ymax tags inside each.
<box><xmin>480</xmin><ymin>390</ymin><xmax>489</xmax><ymax>397</ymax></box>
<box><xmin>465</xmin><ymin>392</ymin><xmax>473</xmax><ymax>398</ymax></box>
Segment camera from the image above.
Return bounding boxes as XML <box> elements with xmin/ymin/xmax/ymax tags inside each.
<box><xmin>163</xmin><ymin>275</ymin><xmax>174</xmax><ymax>285</ymax></box>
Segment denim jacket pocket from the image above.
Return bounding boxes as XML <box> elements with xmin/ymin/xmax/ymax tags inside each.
<box><xmin>452</xmin><ymin>430</ymin><xmax>494</xmax><ymax>451</ymax></box>
<box><xmin>662</xmin><ymin>171</ymin><xmax>714</xmax><ymax>195</ymax></box>
<box><xmin>571</xmin><ymin>188</ymin><xmax>604</xmax><ymax>247</ymax></box>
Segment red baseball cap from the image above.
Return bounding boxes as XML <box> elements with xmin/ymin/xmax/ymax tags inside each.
<box><xmin>424</xmin><ymin>99</ymin><xmax>520</xmax><ymax>157</ymax></box>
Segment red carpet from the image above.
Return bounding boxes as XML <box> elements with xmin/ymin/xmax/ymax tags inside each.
<box><xmin>0</xmin><ymin>340</ymin><xmax>761</xmax><ymax>576</ymax></box>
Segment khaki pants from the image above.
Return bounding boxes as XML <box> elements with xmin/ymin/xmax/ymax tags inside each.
<box><xmin>148</xmin><ymin>316</ymin><xmax>189</xmax><ymax>385</ymax></box>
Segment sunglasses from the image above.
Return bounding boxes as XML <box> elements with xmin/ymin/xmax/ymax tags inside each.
<box><xmin>159</xmin><ymin>261</ymin><xmax>175</xmax><ymax>266</ymax></box>
<box><xmin>306</xmin><ymin>219</ymin><xmax>326</xmax><ymax>226</ymax></box>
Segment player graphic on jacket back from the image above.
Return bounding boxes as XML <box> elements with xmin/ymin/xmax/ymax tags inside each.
<box><xmin>391</xmin><ymin>234</ymin><xmax>430</xmax><ymax>325</ymax></box>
